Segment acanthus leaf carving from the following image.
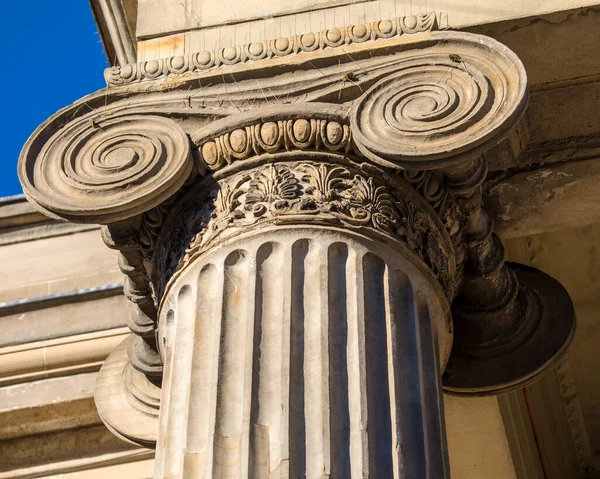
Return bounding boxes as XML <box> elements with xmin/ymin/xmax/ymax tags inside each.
<box><xmin>245</xmin><ymin>164</ymin><xmax>302</xmax><ymax>216</ymax></box>
<box><xmin>341</xmin><ymin>175</ymin><xmax>397</xmax><ymax>233</ymax></box>
<box><xmin>299</xmin><ymin>163</ymin><xmax>349</xmax><ymax>206</ymax></box>
<box><xmin>155</xmin><ymin>160</ymin><xmax>456</xmax><ymax>303</ymax></box>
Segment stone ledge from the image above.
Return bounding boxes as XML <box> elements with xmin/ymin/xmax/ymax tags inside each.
<box><xmin>0</xmin><ymin>286</ymin><xmax>127</xmax><ymax>348</ymax></box>
<box><xmin>0</xmin><ymin>328</ymin><xmax>129</xmax><ymax>387</ymax></box>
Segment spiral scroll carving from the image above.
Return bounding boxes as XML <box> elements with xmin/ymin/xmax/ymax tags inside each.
<box><xmin>19</xmin><ymin>115</ymin><xmax>193</xmax><ymax>223</ymax></box>
<box><xmin>351</xmin><ymin>33</ymin><xmax>528</xmax><ymax>169</ymax></box>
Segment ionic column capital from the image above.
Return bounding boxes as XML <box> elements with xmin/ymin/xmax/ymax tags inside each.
<box><xmin>17</xmin><ymin>26</ymin><xmax>574</xmax><ymax>471</ymax></box>
<box><xmin>19</xmin><ymin>28</ymin><xmax>529</xmax><ymax>226</ymax></box>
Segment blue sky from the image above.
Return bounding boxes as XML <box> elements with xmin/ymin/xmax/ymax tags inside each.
<box><xmin>0</xmin><ymin>2</ymin><xmax>108</xmax><ymax>197</ymax></box>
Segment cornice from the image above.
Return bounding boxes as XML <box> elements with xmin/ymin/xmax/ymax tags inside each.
<box><xmin>89</xmin><ymin>0</ymin><xmax>136</xmax><ymax>66</ymax></box>
<box><xmin>0</xmin><ymin>284</ymin><xmax>127</xmax><ymax>349</ymax></box>
<box><xmin>0</xmin><ymin>196</ymin><xmax>47</xmax><ymax>228</ymax></box>
<box><xmin>104</xmin><ymin>12</ymin><xmax>440</xmax><ymax>85</ymax></box>
<box><xmin>0</xmin><ymin>451</ymin><xmax>154</xmax><ymax>479</ymax></box>
<box><xmin>0</xmin><ymin>283</ymin><xmax>123</xmax><ymax>317</ymax></box>
<box><xmin>0</xmin><ymin>221</ymin><xmax>100</xmax><ymax>247</ymax></box>
<box><xmin>0</xmin><ymin>196</ymin><xmax>100</xmax><ymax>245</ymax></box>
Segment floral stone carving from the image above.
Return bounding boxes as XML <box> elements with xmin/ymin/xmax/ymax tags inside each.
<box><xmin>153</xmin><ymin>159</ymin><xmax>455</xmax><ymax>304</ymax></box>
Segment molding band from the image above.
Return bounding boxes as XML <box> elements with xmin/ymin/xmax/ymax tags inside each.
<box><xmin>104</xmin><ymin>13</ymin><xmax>440</xmax><ymax>86</ymax></box>
<box><xmin>0</xmin><ymin>283</ymin><xmax>124</xmax><ymax>315</ymax></box>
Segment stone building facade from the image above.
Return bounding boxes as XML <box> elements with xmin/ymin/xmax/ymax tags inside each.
<box><xmin>2</xmin><ymin>0</ymin><xmax>600</xmax><ymax>477</ymax></box>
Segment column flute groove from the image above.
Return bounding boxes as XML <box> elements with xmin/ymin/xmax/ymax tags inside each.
<box><xmin>153</xmin><ymin>225</ymin><xmax>452</xmax><ymax>478</ymax></box>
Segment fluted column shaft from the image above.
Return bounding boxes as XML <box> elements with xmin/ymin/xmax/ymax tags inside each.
<box><xmin>154</xmin><ymin>227</ymin><xmax>451</xmax><ymax>478</ymax></box>
<box><xmin>17</xmin><ymin>18</ymin><xmax>576</xmax><ymax>477</ymax></box>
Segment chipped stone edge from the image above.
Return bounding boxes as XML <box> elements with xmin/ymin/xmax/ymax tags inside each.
<box><xmin>104</xmin><ymin>12</ymin><xmax>442</xmax><ymax>86</ymax></box>
<box><xmin>555</xmin><ymin>359</ymin><xmax>596</xmax><ymax>472</ymax></box>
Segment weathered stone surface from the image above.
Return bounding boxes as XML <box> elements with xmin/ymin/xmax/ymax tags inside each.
<box><xmin>19</xmin><ymin>115</ymin><xmax>193</xmax><ymax>224</ymax></box>
<box><xmin>14</xmin><ymin>2</ymin><xmax>590</xmax><ymax>477</ymax></box>
<box><xmin>485</xmin><ymin>157</ymin><xmax>600</xmax><ymax>238</ymax></box>
<box><xmin>133</xmin><ymin>0</ymin><xmax>600</xmax><ymax>52</ymax></box>
<box><xmin>111</xmin><ymin>12</ymin><xmax>440</xmax><ymax>85</ymax></box>
<box><xmin>350</xmin><ymin>34</ymin><xmax>528</xmax><ymax>168</ymax></box>
<box><xmin>0</xmin><ymin>229</ymin><xmax>120</xmax><ymax>303</ymax></box>
<box><xmin>154</xmin><ymin>227</ymin><xmax>451</xmax><ymax>477</ymax></box>
<box><xmin>95</xmin><ymin>339</ymin><xmax>160</xmax><ymax>448</ymax></box>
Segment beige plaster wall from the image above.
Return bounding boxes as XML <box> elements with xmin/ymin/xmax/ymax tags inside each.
<box><xmin>0</xmin><ymin>229</ymin><xmax>120</xmax><ymax>303</ymax></box>
<box><xmin>446</xmin><ymin>395</ymin><xmax>518</xmax><ymax>478</ymax></box>
<box><xmin>136</xmin><ymin>0</ymin><xmax>600</xmax><ymax>61</ymax></box>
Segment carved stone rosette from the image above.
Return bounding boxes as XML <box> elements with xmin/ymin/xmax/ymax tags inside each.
<box><xmin>18</xmin><ymin>27</ymin><xmax>575</xmax><ymax>478</ymax></box>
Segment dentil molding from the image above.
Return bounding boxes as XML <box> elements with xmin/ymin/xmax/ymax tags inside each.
<box><xmin>105</xmin><ymin>12</ymin><xmax>439</xmax><ymax>86</ymax></box>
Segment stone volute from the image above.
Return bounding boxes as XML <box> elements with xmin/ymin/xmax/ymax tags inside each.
<box><xmin>18</xmin><ymin>14</ymin><xmax>575</xmax><ymax>478</ymax></box>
